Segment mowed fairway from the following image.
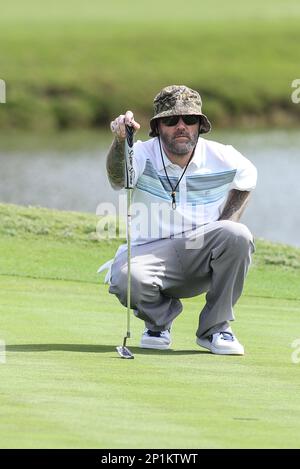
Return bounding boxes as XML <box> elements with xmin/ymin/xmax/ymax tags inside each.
<box><xmin>0</xmin><ymin>205</ymin><xmax>300</xmax><ymax>448</ymax></box>
<box><xmin>0</xmin><ymin>0</ymin><xmax>299</xmax><ymax>130</ymax></box>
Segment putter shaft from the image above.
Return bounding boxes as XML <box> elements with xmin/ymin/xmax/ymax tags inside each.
<box><xmin>126</xmin><ymin>188</ymin><xmax>132</xmax><ymax>342</ymax></box>
<box><xmin>116</xmin><ymin>125</ymin><xmax>135</xmax><ymax>360</ymax></box>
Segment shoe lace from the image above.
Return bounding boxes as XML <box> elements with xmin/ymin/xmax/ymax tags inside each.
<box><xmin>220</xmin><ymin>332</ymin><xmax>234</xmax><ymax>341</ymax></box>
<box><xmin>147</xmin><ymin>330</ymin><xmax>162</xmax><ymax>337</ymax></box>
<box><xmin>146</xmin><ymin>329</ymin><xmax>170</xmax><ymax>338</ymax></box>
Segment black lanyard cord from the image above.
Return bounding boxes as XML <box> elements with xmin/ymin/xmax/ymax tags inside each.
<box><xmin>158</xmin><ymin>136</ymin><xmax>196</xmax><ymax>209</ymax></box>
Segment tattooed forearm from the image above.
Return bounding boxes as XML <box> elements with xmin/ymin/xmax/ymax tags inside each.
<box><xmin>106</xmin><ymin>138</ymin><xmax>125</xmax><ymax>189</ymax></box>
<box><xmin>218</xmin><ymin>189</ymin><xmax>251</xmax><ymax>222</ymax></box>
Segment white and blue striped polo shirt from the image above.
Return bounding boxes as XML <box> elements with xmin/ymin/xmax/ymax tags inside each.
<box><xmin>125</xmin><ymin>136</ymin><xmax>257</xmax><ymax>241</ymax></box>
<box><xmin>109</xmin><ymin>136</ymin><xmax>257</xmax><ymax>260</ymax></box>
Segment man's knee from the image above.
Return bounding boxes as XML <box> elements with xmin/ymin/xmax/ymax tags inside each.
<box><xmin>218</xmin><ymin>220</ymin><xmax>254</xmax><ymax>253</ymax></box>
<box><xmin>110</xmin><ymin>262</ymin><xmax>159</xmax><ymax>304</ymax></box>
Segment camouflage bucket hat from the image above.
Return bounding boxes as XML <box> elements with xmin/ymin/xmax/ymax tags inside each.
<box><xmin>149</xmin><ymin>85</ymin><xmax>211</xmax><ymax>137</ymax></box>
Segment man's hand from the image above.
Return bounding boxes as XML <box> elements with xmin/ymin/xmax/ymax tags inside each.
<box><xmin>106</xmin><ymin>111</ymin><xmax>140</xmax><ymax>190</ymax></box>
<box><xmin>110</xmin><ymin>111</ymin><xmax>140</xmax><ymax>140</ymax></box>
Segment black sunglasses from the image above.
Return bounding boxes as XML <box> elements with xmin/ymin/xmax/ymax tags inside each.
<box><xmin>160</xmin><ymin>115</ymin><xmax>199</xmax><ymax>127</ymax></box>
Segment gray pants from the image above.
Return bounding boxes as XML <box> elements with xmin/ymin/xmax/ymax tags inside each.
<box><xmin>109</xmin><ymin>220</ymin><xmax>255</xmax><ymax>338</ymax></box>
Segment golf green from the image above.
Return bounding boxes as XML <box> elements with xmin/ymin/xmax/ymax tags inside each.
<box><xmin>0</xmin><ymin>203</ymin><xmax>300</xmax><ymax>448</ymax></box>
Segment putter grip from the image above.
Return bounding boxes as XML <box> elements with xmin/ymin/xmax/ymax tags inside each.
<box><xmin>124</xmin><ymin>125</ymin><xmax>135</xmax><ymax>189</ymax></box>
<box><xmin>125</xmin><ymin>124</ymin><xmax>134</xmax><ymax>147</ymax></box>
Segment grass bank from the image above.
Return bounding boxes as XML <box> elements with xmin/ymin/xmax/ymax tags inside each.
<box><xmin>0</xmin><ymin>1</ymin><xmax>299</xmax><ymax>131</ymax></box>
<box><xmin>0</xmin><ymin>202</ymin><xmax>300</xmax><ymax>448</ymax></box>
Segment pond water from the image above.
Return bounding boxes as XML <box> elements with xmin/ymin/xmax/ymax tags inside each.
<box><xmin>0</xmin><ymin>130</ymin><xmax>299</xmax><ymax>247</ymax></box>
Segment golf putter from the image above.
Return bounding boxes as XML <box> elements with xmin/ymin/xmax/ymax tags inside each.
<box><xmin>116</xmin><ymin>124</ymin><xmax>135</xmax><ymax>359</ymax></box>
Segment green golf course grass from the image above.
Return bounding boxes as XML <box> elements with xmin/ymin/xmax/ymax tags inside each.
<box><xmin>0</xmin><ymin>0</ymin><xmax>299</xmax><ymax>130</ymax></box>
<box><xmin>0</xmin><ymin>203</ymin><xmax>300</xmax><ymax>448</ymax></box>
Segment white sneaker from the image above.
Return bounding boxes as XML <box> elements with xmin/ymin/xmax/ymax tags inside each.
<box><xmin>140</xmin><ymin>329</ymin><xmax>171</xmax><ymax>350</ymax></box>
<box><xmin>196</xmin><ymin>330</ymin><xmax>244</xmax><ymax>355</ymax></box>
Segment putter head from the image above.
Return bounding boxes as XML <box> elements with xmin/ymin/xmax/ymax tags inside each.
<box><xmin>116</xmin><ymin>346</ymin><xmax>134</xmax><ymax>359</ymax></box>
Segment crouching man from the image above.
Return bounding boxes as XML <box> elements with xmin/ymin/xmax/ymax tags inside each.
<box><xmin>105</xmin><ymin>85</ymin><xmax>257</xmax><ymax>355</ymax></box>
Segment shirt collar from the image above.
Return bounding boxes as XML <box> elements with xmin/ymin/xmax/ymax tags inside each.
<box><xmin>155</xmin><ymin>137</ymin><xmax>203</xmax><ymax>171</ymax></box>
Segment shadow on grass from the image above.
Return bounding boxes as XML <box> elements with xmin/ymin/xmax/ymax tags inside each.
<box><xmin>6</xmin><ymin>344</ymin><xmax>210</xmax><ymax>355</ymax></box>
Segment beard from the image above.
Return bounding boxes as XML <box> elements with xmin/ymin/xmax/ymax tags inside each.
<box><xmin>160</xmin><ymin>129</ymin><xmax>199</xmax><ymax>156</ymax></box>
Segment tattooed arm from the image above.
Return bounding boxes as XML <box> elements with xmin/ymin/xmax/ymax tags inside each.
<box><xmin>106</xmin><ymin>110</ymin><xmax>140</xmax><ymax>190</ymax></box>
<box><xmin>106</xmin><ymin>137</ymin><xmax>126</xmax><ymax>190</ymax></box>
<box><xmin>218</xmin><ymin>189</ymin><xmax>251</xmax><ymax>222</ymax></box>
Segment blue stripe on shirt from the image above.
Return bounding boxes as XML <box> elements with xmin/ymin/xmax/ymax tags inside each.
<box><xmin>136</xmin><ymin>160</ymin><xmax>236</xmax><ymax>206</ymax></box>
